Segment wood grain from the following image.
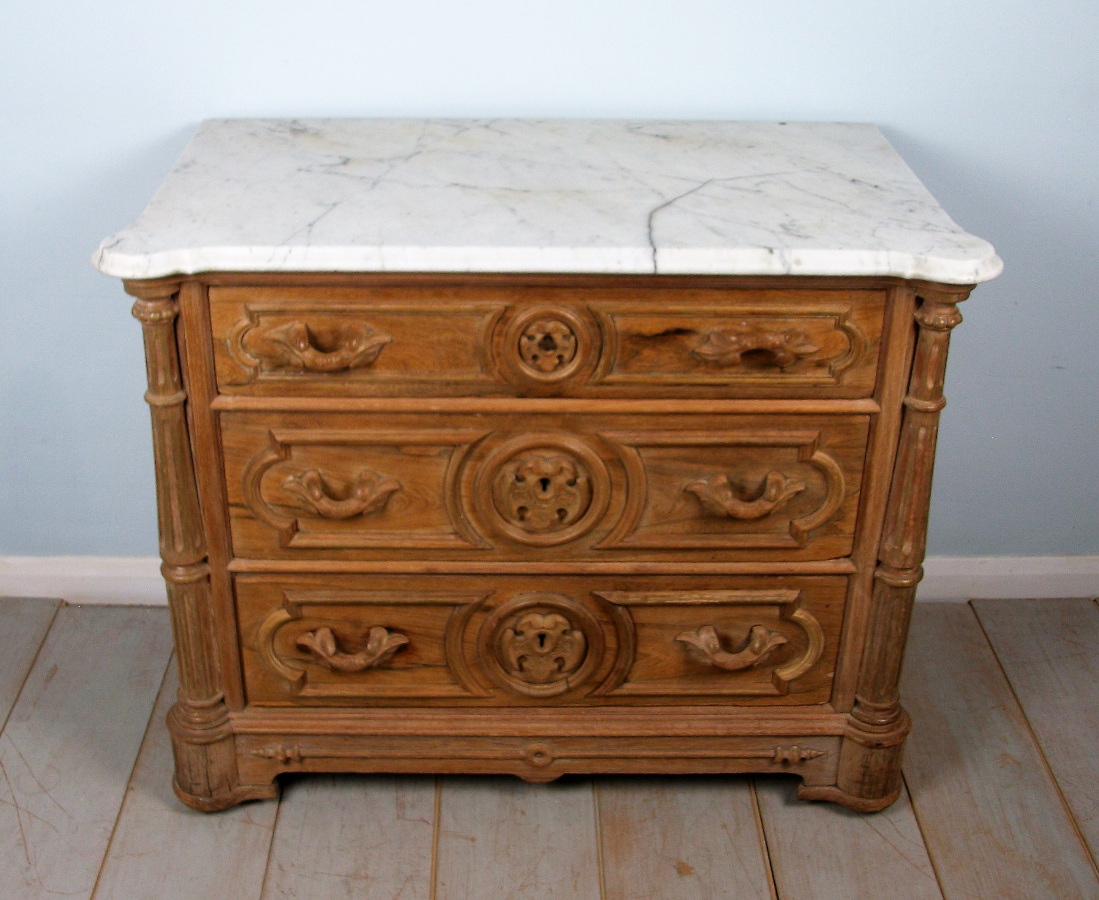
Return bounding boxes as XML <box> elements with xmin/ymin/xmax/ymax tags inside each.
<box><xmin>119</xmin><ymin>267</ymin><xmax>983</xmax><ymax>812</ymax></box>
<box><xmin>0</xmin><ymin>606</ymin><xmax>172</xmax><ymax>899</ymax></box>
<box><xmin>0</xmin><ymin>598</ymin><xmax>59</xmax><ymax>728</ymax></box>
<box><xmin>902</xmin><ymin>603</ymin><xmax>1099</xmax><ymax>898</ymax></box>
<box><xmin>973</xmin><ymin>598</ymin><xmax>1099</xmax><ymax>863</ymax></box>
<box><xmin>93</xmin><ymin>664</ymin><xmax>277</xmax><ymax>900</ymax></box>
<box><xmin>221</xmin><ymin>410</ymin><xmax>869</xmax><ymax>564</ymax></box>
<box><xmin>596</xmin><ymin>777</ymin><xmax>772</xmax><ymax>900</ymax></box>
<box><xmin>756</xmin><ymin>776</ymin><xmax>941</xmax><ymax>899</ymax></box>
<box><xmin>434</xmin><ymin>777</ymin><xmax>601</xmax><ymax>900</ymax></box>
<box><xmin>261</xmin><ymin>775</ymin><xmax>435</xmax><ymax>900</ymax></box>
<box><xmin>208</xmin><ymin>282</ymin><xmax>886</xmax><ymax>399</ymax></box>
<box><xmin>234</xmin><ymin>573</ymin><xmax>845</xmax><ymax>708</ymax></box>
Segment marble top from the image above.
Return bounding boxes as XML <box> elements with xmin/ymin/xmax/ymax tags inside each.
<box><xmin>93</xmin><ymin>119</ymin><xmax>1002</xmax><ymax>284</ymax></box>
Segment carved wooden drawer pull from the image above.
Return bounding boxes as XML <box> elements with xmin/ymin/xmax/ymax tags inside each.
<box><xmin>263</xmin><ymin>321</ymin><xmax>391</xmax><ymax>372</ymax></box>
<box><xmin>686</xmin><ymin>471</ymin><xmax>805</xmax><ymax>520</ymax></box>
<box><xmin>296</xmin><ymin>626</ymin><xmax>408</xmax><ymax>673</ymax></box>
<box><xmin>676</xmin><ymin>624</ymin><xmax>788</xmax><ymax>671</ymax></box>
<box><xmin>283</xmin><ymin>468</ymin><xmax>401</xmax><ymax>519</ymax></box>
<box><xmin>692</xmin><ymin>327</ymin><xmax>820</xmax><ymax>369</ymax></box>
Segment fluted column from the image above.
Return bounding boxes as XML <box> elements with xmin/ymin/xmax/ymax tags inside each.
<box><xmin>839</xmin><ymin>283</ymin><xmax>969</xmax><ymax>807</ymax></box>
<box><xmin>128</xmin><ymin>279</ymin><xmax>262</xmax><ymax>810</ymax></box>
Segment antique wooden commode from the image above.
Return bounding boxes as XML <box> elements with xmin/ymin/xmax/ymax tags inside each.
<box><xmin>94</xmin><ymin>120</ymin><xmax>1000</xmax><ymax>812</ymax></box>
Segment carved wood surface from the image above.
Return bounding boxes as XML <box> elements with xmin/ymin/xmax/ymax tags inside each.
<box><xmin>223</xmin><ymin>411</ymin><xmax>868</xmax><ymax>562</ymax></box>
<box><xmin>209</xmin><ymin>281</ymin><xmax>885</xmax><ymax>398</ymax></box>
<box><xmin>122</xmin><ymin>269</ymin><xmax>979</xmax><ymax>813</ymax></box>
<box><xmin>236</xmin><ymin>573</ymin><xmax>842</xmax><ymax>707</ymax></box>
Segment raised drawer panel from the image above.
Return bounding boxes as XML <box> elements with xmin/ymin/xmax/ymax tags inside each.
<box><xmin>236</xmin><ymin>574</ymin><xmax>846</xmax><ymax>707</ymax></box>
<box><xmin>208</xmin><ymin>283</ymin><xmax>885</xmax><ymax>398</ymax></box>
<box><xmin>222</xmin><ymin>411</ymin><xmax>870</xmax><ymax>563</ymax></box>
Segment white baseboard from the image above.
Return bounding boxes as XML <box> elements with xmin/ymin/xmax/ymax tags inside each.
<box><xmin>1</xmin><ymin>555</ymin><xmax>1097</xmax><ymax>606</ymax></box>
<box><xmin>0</xmin><ymin>556</ymin><xmax>165</xmax><ymax>606</ymax></box>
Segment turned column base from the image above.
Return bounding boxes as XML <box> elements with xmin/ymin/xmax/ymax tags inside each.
<box><xmin>797</xmin><ymin>708</ymin><xmax>911</xmax><ymax>813</ymax></box>
<box><xmin>166</xmin><ymin>701</ymin><xmax>278</xmax><ymax>812</ymax></box>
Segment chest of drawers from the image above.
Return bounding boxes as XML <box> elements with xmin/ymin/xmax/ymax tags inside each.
<box><xmin>96</xmin><ymin>120</ymin><xmax>1000</xmax><ymax>812</ymax></box>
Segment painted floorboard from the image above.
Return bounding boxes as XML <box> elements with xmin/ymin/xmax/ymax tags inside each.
<box><xmin>973</xmin><ymin>598</ymin><xmax>1099</xmax><ymax>865</ymax></box>
<box><xmin>596</xmin><ymin>776</ymin><xmax>772</xmax><ymax>900</ymax></box>
<box><xmin>0</xmin><ymin>605</ymin><xmax>173</xmax><ymax>900</ymax></box>
<box><xmin>902</xmin><ymin>603</ymin><xmax>1099</xmax><ymax>899</ymax></box>
<box><xmin>0</xmin><ymin>598</ymin><xmax>59</xmax><ymax>728</ymax></box>
<box><xmin>434</xmin><ymin>777</ymin><xmax>601</xmax><ymax>900</ymax></box>
<box><xmin>93</xmin><ymin>664</ymin><xmax>278</xmax><ymax>900</ymax></box>
<box><xmin>756</xmin><ymin>776</ymin><xmax>941</xmax><ymax>900</ymax></box>
<box><xmin>261</xmin><ymin>774</ymin><xmax>436</xmax><ymax>900</ymax></box>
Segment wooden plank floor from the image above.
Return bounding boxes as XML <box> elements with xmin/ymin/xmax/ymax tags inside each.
<box><xmin>0</xmin><ymin>597</ymin><xmax>1095</xmax><ymax>899</ymax></box>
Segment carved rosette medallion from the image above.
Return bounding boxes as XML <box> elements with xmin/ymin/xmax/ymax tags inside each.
<box><xmin>498</xmin><ymin>305</ymin><xmax>600</xmax><ymax>389</ymax></box>
<box><xmin>473</xmin><ymin>433</ymin><xmax>612</xmax><ymax>546</ymax></box>
<box><xmin>479</xmin><ymin>593</ymin><xmax>605</xmax><ymax>697</ymax></box>
<box><xmin>519</xmin><ymin>318</ymin><xmax>578</xmax><ymax>374</ymax></box>
<box><xmin>493</xmin><ymin>451</ymin><xmax>593</xmax><ymax>535</ymax></box>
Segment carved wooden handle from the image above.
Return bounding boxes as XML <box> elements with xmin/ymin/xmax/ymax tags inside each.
<box><xmin>692</xmin><ymin>328</ymin><xmax>819</xmax><ymax>369</ymax></box>
<box><xmin>686</xmin><ymin>471</ymin><xmax>805</xmax><ymax>520</ymax></box>
<box><xmin>262</xmin><ymin>321</ymin><xmax>391</xmax><ymax>372</ymax></box>
<box><xmin>283</xmin><ymin>468</ymin><xmax>401</xmax><ymax>519</ymax></box>
<box><xmin>295</xmin><ymin>626</ymin><xmax>408</xmax><ymax>673</ymax></box>
<box><xmin>676</xmin><ymin>624</ymin><xmax>788</xmax><ymax>671</ymax></box>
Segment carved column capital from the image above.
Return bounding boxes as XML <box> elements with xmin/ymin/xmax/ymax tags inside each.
<box><xmin>124</xmin><ymin>278</ymin><xmax>182</xmax><ymax>302</ymax></box>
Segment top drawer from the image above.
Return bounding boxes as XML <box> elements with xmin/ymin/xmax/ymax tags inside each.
<box><xmin>208</xmin><ymin>282</ymin><xmax>886</xmax><ymax>399</ymax></box>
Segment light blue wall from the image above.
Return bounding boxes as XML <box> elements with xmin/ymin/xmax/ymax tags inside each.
<box><xmin>2</xmin><ymin>1</ymin><xmax>1096</xmax><ymax>556</ymax></box>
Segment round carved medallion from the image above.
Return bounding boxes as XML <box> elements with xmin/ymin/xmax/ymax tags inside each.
<box><xmin>493</xmin><ymin>451</ymin><xmax>592</xmax><ymax>535</ymax></box>
<box><xmin>474</xmin><ymin>434</ymin><xmax>611</xmax><ymax>546</ymax></box>
<box><xmin>498</xmin><ymin>306</ymin><xmax>600</xmax><ymax>389</ymax></box>
<box><xmin>518</xmin><ymin>319</ymin><xmax>578</xmax><ymax>374</ymax></box>
<box><xmin>480</xmin><ymin>593</ymin><xmax>605</xmax><ymax>697</ymax></box>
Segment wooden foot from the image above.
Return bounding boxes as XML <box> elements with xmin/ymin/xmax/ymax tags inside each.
<box><xmin>167</xmin><ymin>700</ymin><xmax>277</xmax><ymax>812</ymax></box>
<box><xmin>797</xmin><ymin>709</ymin><xmax>909</xmax><ymax>812</ymax></box>
<box><xmin>796</xmin><ymin>781</ymin><xmax>902</xmax><ymax>814</ymax></box>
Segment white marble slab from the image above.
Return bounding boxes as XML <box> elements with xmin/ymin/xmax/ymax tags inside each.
<box><xmin>93</xmin><ymin>119</ymin><xmax>1001</xmax><ymax>284</ymax></box>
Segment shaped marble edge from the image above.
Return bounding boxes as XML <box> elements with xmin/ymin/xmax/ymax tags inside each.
<box><xmin>91</xmin><ymin>118</ymin><xmax>1003</xmax><ymax>285</ymax></box>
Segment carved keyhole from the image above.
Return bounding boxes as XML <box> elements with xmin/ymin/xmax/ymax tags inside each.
<box><xmin>539</xmin><ymin>477</ymin><xmax>551</xmax><ymax>492</ymax></box>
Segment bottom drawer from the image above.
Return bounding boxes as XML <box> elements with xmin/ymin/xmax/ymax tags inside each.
<box><xmin>236</xmin><ymin>573</ymin><xmax>846</xmax><ymax>707</ymax></box>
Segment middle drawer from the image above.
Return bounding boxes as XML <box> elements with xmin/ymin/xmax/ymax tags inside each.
<box><xmin>222</xmin><ymin>410</ymin><xmax>869</xmax><ymax>563</ymax></box>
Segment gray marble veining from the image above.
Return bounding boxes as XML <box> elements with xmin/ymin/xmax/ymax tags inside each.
<box><xmin>93</xmin><ymin>119</ymin><xmax>1001</xmax><ymax>283</ymax></box>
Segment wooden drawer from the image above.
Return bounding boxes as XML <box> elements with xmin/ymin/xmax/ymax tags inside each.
<box><xmin>236</xmin><ymin>573</ymin><xmax>845</xmax><ymax>707</ymax></box>
<box><xmin>209</xmin><ymin>282</ymin><xmax>885</xmax><ymax>399</ymax></box>
<box><xmin>222</xmin><ymin>410</ymin><xmax>870</xmax><ymax>563</ymax></box>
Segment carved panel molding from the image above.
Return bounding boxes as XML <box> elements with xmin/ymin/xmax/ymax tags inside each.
<box><xmin>252</xmin><ymin>590</ymin><xmax>489</xmax><ymax>699</ymax></box>
<box><xmin>227</xmin><ymin>307</ymin><xmax>391</xmax><ymax>381</ymax></box>
<box><xmin>240</xmin><ymin>427</ymin><xmax>488</xmax><ymax>550</ymax></box>
<box><xmin>595</xmin><ymin>588</ymin><xmax>825</xmax><ymax>696</ymax></box>
<box><xmin>597</xmin><ymin>429</ymin><xmax>849</xmax><ymax>551</ymax></box>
